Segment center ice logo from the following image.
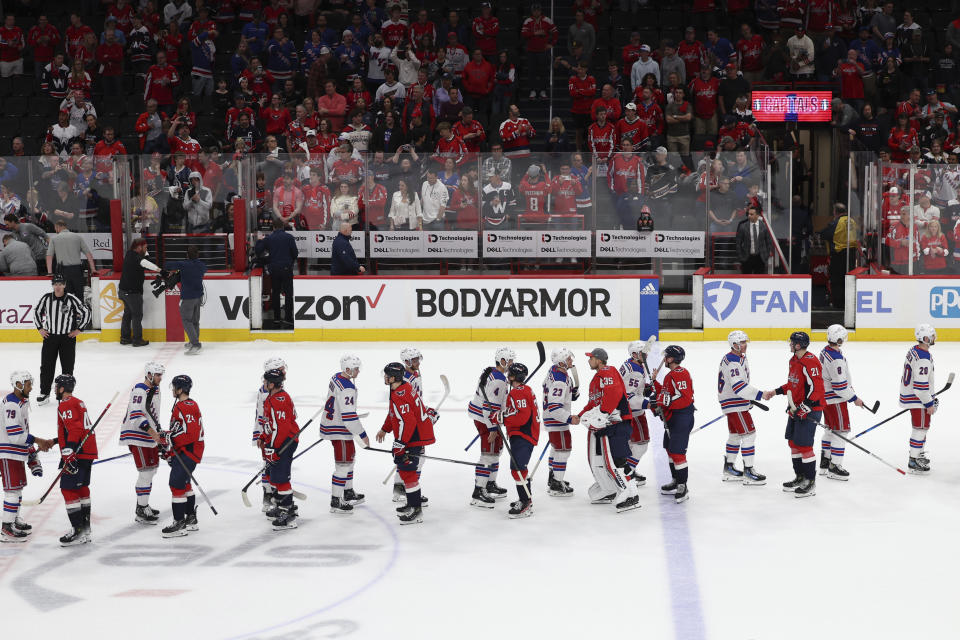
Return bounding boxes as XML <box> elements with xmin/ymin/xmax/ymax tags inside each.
<box><xmin>703</xmin><ymin>281</ymin><xmax>741</xmax><ymax>322</ymax></box>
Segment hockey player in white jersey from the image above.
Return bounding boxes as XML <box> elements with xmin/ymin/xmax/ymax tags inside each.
<box><xmin>390</xmin><ymin>347</ymin><xmax>424</xmax><ymax>501</ymax></box>
<box><xmin>542</xmin><ymin>348</ymin><xmax>577</xmax><ymax>496</ymax></box>
<box><xmin>900</xmin><ymin>324</ymin><xmax>937</xmax><ymax>474</ymax></box>
<box><xmin>120</xmin><ymin>362</ymin><xmax>165</xmax><ymax>524</ymax></box>
<box><xmin>619</xmin><ymin>340</ymin><xmax>655</xmax><ymax>486</ymax></box>
<box><xmin>467</xmin><ymin>347</ymin><xmax>515</xmax><ymax>507</ymax></box>
<box><xmin>717</xmin><ymin>331</ymin><xmax>766</xmax><ymax>485</ymax></box>
<box><xmin>819</xmin><ymin>325</ymin><xmax>865</xmax><ymax>480</ymax></box>
<box><xmin>320</xmin><ymin>355</ymin><xmax>370</xmax><ymax>514</ymax></box>
<box><xmin>254</xmin><ymin>357</ymin><xmax>286</xmax><ymax>512</ymax></box>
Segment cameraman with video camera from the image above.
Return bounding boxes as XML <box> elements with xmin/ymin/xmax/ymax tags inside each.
<box><xmin>165</xmin><ymin>244</ymin><xmax>208</xmax><ymax>354</ymax></box>
<box><xmin>119</xmin><ymin>238</ymin><xmax>161</xmax><ymax>346</ymax></box>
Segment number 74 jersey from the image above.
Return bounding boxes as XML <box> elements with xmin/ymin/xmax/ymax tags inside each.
<box><xmin>900</xmin><ymin>346</ymin><xmax>935</xmax><ymax>409</ymax></box>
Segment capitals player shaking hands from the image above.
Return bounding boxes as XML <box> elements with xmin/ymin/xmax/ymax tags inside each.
<box><xmin>159</xmin><ymin>375</ymin><xmax>205</xmax><ymax>537</ymax></box>
<box><xmin>717</xmin><ymin>331</ymin><xmax>766</xmax><ymax>485</ymax></box>
<box><xmin>259</xmin><ymin>368</ymin><xmax>300</xmax><ymax>530</ymax></box>
<box><xmin>653</xmin><ymin>346</ymin><xmax>696</xmax><ymax>504</ymax></box>
<box><xmin>762</xmin><ymin>332</ymin><xmax>825</xmax><ymax>498</ymax></box>
<box><xmin>391</xmin><ymin>347</ymin><xmax>423</xmax><ymax>502</ymax></box>
<box><xmin>467</xmin><ymin>347</ymin><xmax>515</xmax><ymax>506</ymax></box>
<box><xmin>55</xmin><ymin>374</ymin><xmax>96</xmax><ymax>547</ymax></box>
<box><xmin>900</xmin><ymin>324</ymin><xmax>937</xmax><ymax>474</ymax></box>
<box><xmin>819</xmin><ymin>325</ymin><xmax>864</xmax><ymax>481</ymax></box>
<box><xmin>254</xmin><ymin>357</ymin><xmax>286</xmax><ymax>513</ymax></box>
<box><xmin>542</xmin><ymin>348</ymin><xmax>577</xmax><ymax>497</ymax></box>
<box><xmin>321</xmin><ymin>355</ymin><xmax>369</xmax><ymax>515</ymax></box>
<box><xmin>503</xmin><ymin>363</ymin><xmax>539</xmax><ymax>518</ymax></box>
<box><xmin>121</xmin><ymin>361</ymin><xmax>165</xmax><ymax>525</ymax></box>
<box><xmin>377</xmin><ymin>363</ymin><xmax>437</xmax><ymax>525</ymax></box>
<box><xmin>620</xmin><ymin>340</ymin><xmax>657</xmax><ymax>486</ymax></box>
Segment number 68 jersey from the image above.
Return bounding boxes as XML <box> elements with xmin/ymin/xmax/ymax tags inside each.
<box><xmin>899</xmin><ymin>346</ymin><xmax>935</xmax><ymax>409</ymax></box>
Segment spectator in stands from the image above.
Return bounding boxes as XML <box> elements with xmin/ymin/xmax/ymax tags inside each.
<box><xmin>569</xmin><ymin>62</ymin><xmax>597</xmax><ymax>151</ymax></box>
<box><xmin>888</xmin><ymin>112</ymin><xmax>919</xmax><ymax>162</ymax></box>
<box><xmin>707</xmin><ymin>177</ymin><xmax>740</xmax><ymax>232</ymax></box>
<box><xmin>482</xmin><ymin>143</ymin><xmax>512</xmax><ymax>182</ymax></box>
<box><xmin>678</xmin><ymin>27</ymin><xmax>707</xmax><ymax>80</ymax></box>
<box><xmin>587</xmin><ymin>105</ymin><xmax>616</xmax><ymax>179</ymax></box>
<box><xmin>331</xmin><ymin>181</ymin><xmax>360</xmax><ymax>229</ymax></box>
<box><xmin>27</xmin><ymin>14</ymin><xmax>59</xmax><ymax>80</ymax></box>
<box><xmin>444</xmin><ymin>32</ymin><xmax>469</xmax><ymax>76</ymax></box>
<box><xmin>635</xmin><ymin>87</ymin><xmax>665</xmax><ymax>150</ymax></box>
<box><xmin>300</xmin><ymin>168</ymin><xmax>331</xmax><ymax>230</ymax></box>
<box><xmin>256</xmin><ymin>218</ymin><xmax>298</xmax><ymax>328</ymax></box>
<box><xmin>690</xmin><ymin>67</ymin><xmax>720</xmax><ymax>140</ymax></box>
<box><xmin>921</xmin><ymin>112</ymin><xmax>950</xmax><ymax>150</ymax></box>
<box><xmin>851</xmin><ymin>103</ymin><xmax>882</xmax><ymax>152</ymax></box>
<box><xmin>372</xmin><ymin>110</ymin><xmax>405</xmax><ymax>154</ymax></box>
<box><xmin>545</xmin><ymin>117</ymin><xmax>572</xmax><ymax>170</ymax></box>
<box><xmin>705</xmin><ymin>28</ymin><xmax>734</xmax><ymax>69</ymax></box>
<box><xmin>851</xmin><ymin>26</ymin><xmax>882</xmax><ymax>100</ymax></box>
<box><xmin>591</xmin><ymin>84</ymin><xmax>622</xmax><ymax>122</ymax></box>
<box><xmin>920</xmin><ymin>218</ymin><xmax>949</xmax><ymax>275</ymax></box>
<box><xmin>517</xmin><ymin>164</ymin><xmax>551</xmax><ymax>223</ymax></box>
<box><xmin>665</xmin><ymin>86</ymin><xmax>694</xmax><ymax>155</ymax></box>
<box><xmin>453</xmin><ymin>107</ymin><xmax>486</xmax><ymax>154</ymax></box>
<box><xmin>481</xmin><ymin>172</ymin><xmax>516</xmax><ymax>228</ymax></box>
<box><xmin>136</xmin><ymin>99</ymin><xmax>169</xmax><ymax>153</ymax></box>
<box><xmin>616</xmin><ymin>102</ymin><xmax>647</xmax><ymax>149</ymax></box>
<box><xmin>492</xmin><ymin>50</ymin><xmax>517</xmax><ymax>118</ymax></box>
<box><xmin>567</xmin><ymin>11</ymin><xmax>595</xmax><ymax>65</ymax></box>
<box><xmin>3</xmin><ymin>214</ymin><xmax>48</xmax><ymax>274</ymax></box>
<box><xmin>183</xmin><ymin>171</ymin><xmax>213</xmax><ymax>233</ymax></box>
<box><xmin>877</xmin><ymin>56</ymin><xmax>903</xmax><ymax>112</ymax></box>
<box><xmin>471</xmin><ymin>3</ymin><xmax>499</xmax><ymax>61</ymax></box>
<box><xmin>0</xmin><ymin>234</ymin><xmax>38</xmax><ymax>276</ymax></box>
<box><xmin>144</xmin><ymin>50</ymin><xmax>179</xmax><ymax>115</ymax></box>
<box><xmin>660</xmin><ymin>41</ymin><xmax>685</xmax><ymax>87</ymax></box>
<box><xmin>164</xmin><ymin>0</ymin><xmax>193</xmax><ymax>31</ymax></box>
<box><xmin>878</xmin><ymin>32</ymin><xmax>902</xmax><ymax>69</ymax></box>
<box><xmin>630</xmin><ymin>45</ymin><xmax>659</xmax><ymax>92</ymax></box>
<box><xmin>500</xmin><ymin>104</ymin><xmax>536</xmax><ymax>160</ymax></box>
<box><xmin>388</xmin><ymin>177</ymin><xmax>423</xmax><ymax>230</ymax></box>
<box><xmin>522</xmin><ymin>3</ymin><xmax>559</xmax><ymax>100</ymax></box>
<box><xmin>266</xmin><ymin>27</ymin><xmax>297</xmax><ymax>85</ymax></box>
<box><xmin>40</xmin><ymin>52</ymin><xmax>70</xmax><ymax>100</ymax></box>
<box><xmin>49</xmin><ymin>183</ymin><xmax>80</xmax><ymax>230</ymax></box>
<box><xmin>317</xmin><ymin>80</ymin><xmax>347</xmax><ymax>133</ymax></box>
<box><xmin>735</xmin><ymin>24</ymin><xmax>765</xmax><ymax>83</ymax></box>
<box><xmin>189</xmin><ymin>26</ymin><xmax>216</xmax><ymax>98</ymax></box>
<box><xmin>736</xmin><ymin>205</ymin><xmax>771</xmax><ymax>274</ymax></box>
<box><xmin>272</xmin><ymin>169</ymin><xmax>303</xmax><ymax>228</ymax></box>
<box><xmin>554</xmin><ymin>40</ymin><xmax>588</xmax><ymax>78</ymax></box>
<box><xmin>718</xmin><ymin>63</ymin><xmax>750</xmax><ymax>117</ymax></box>
<box><xmin>786</xmin><ymin>26</ymin><xmax>815</xmax><ymax>80</ymax></box>
<box><xmin>0</xmin><ymin>15</ymin><xmax>24</xmax><ymax>77</ymax></box>
<box><xmin>462</xmin><ymin>49</ymin><xmax>495</xmax><ymax>121</ymax></box>
<box><xmin>390</xmin><ymin>39</ymin><xmax>421</xmax><ymax>88</ymax></box>
<box><xmin>608</xmin><ymin>139</ymin><xmax>645</xmax><ymax>228</ymax></box>
<box><xmin>421</xmin><ymin>167</ymin><xmax>449</xmax><ymax>230</ymax></box>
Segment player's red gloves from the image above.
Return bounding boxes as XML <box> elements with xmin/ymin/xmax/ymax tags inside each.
<box><xmin>427</xmin><ymin>407</ymin><xmax>439</xmax><ymax>424</ymax></box>
<box><xmin>794</xmin><ymin>402</ymin><xmax>811</xmax><ymax>419</ymax></box>
<box><xmin>263</xmin><ymin>447</ymin><xmax>279</xmax><ymax>463</ymax></box>
<box><xmin>61</xmin><ymin>447</ymin><xmax>79</xmax><ymax>475</ymax></box>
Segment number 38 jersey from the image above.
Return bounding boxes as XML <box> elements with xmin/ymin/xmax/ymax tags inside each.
<box><xmin>717</xmin><ymin>352</ymin><xmax>761</xmax><ymax>414</ymax></box>
<box><xmin>320</xmin><ymin>372</ymin><xmax>364</xmax><ymax>440</ymax></box>
<box><xmin>504</xmin><ymin>384</ymin><xmax>540</xmax><ymax>445</ymax></box>
<box><xmin>900</xmin><ymin>346</ymin><xmax>935</xmax><ymax>408</ymax></box>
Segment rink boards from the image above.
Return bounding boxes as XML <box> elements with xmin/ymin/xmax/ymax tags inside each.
<box><xmin>4</xmin><ymin>273</ymin><xmax>960</xmax><ymax>342</ymax></box>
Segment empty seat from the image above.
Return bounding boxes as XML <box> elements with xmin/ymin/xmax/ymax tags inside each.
<box><xmin>11</xmin><ymin>75</ymin><xmax>35</xmax><ymax>96</ymax></box>
<box><xmin>4</xmin><ymin>96</ymin><xmax>28</xmax><ymax>116</ymax></box>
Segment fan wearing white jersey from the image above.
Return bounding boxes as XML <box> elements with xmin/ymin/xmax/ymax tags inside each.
<box><xmin>900</xmin><ymin>324</ymin><xmax>937</xmax><ymax>474</ymax></box>
<box><xmin>717</xmin><ymin>331</ymin><xmax>766</xmax><ymax>485</ymax></box>
<box><xmin>619</xmin><ymin>340</ymin><xmax>654</xmax><ymax>485</ymax></box>
<box><xmin>120</xmin><ymin>362</ymin><xmax>165</xmax><ymax>524</ymax></box>
<box><xmin>255</xmin><ymin>357</ymin><xmax>286</xmax><ymax>512</ymax></box>
<box><xmin>818</xmin><ymin>325</ymin><xmax>864</xmax><ymax>481</ymax></box>
<box><xmin>467</xmin><ymin>347</ymin><xmax>515</xmax><ymax>507</ymax></box>
<box><xmin>390</xmin><ymin>347</ymin><xmax>424</xmax><ymax>501</ymax></box>
<box><xmin>542</xmin><ymin>348</ymin><xmax>577</xmax><ymax>497</ymax></box>
<box><xmin>320</xmin><ymin>355</ymin><xmax>370</xmax><ymax>514</ymax></box>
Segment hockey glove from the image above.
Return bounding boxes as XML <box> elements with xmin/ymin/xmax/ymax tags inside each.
<box><xmin>27</xmin><ymin>446</ymin><xmax>42</xmax><ymax>477</ymax></box>
<box><xmin>794</xmin><ymin>402</ymin><xmax>812</xmax><ymax>419</ymax></box>
<box><xmin>427</xmin><ymin>407</ymin><xmax>440</xmax><ymax>424</ymax></box>
<box><xmin>488</xmin><ymin>409</ymin><xmax>502</xmax><ymax>426</ymax></box>
<box><xmin>605</xmin><ymin>411</ymin><xmax>622</xmax><ymax>425</ymax></box>
<box><xmin>251</xmin><ymin>429</ymin><xmax>263</xmax><ymax>447</ymax></box>
<box><xmin>571</xmin><ymin>388</ymin><xmax>580</xmax><ymax>401</ymax></box>
<box><xmin>160</xmin><ymin>447</ymin><xmax>174</xmax><ymax>462</ymax></box>
<box><xmin>657</xmin><ymin>391</ymin><xmax>672</xmax><ymax>408</ymax></box>
<box><xmin>643</xmin><ymin>383</ymin><xmax>656</xmax><ymax>399</ymax></box>
<box><xmin>60</xmin><ymin>447</ymin><xmax>79</xmax><ymax>475</ymax></box>
<box><xmin>263</xmin><ymin>447</ymin><xmax>279</xmax><ymax>463</ymax></box>
<box><xmin>392</xmin><ymin>440</ymin><xmax>406</xmax><ymax>457</ymax></box>
<box><xmin>156</xmin><ymin>431</ymin><xmax>171</xmax><ymax>450</ymax></box>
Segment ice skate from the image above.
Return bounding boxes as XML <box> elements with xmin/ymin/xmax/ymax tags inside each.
<box><xmin>272</xmin><ymin>507</ymin><xmax>299</xmax><ymax>530</ymax></box>
<box><xmin>908</xmin><ymin>457</ymin><xmax>930</xmax><ymax>474</ymax></box>
<box><xmin>674</xmin><ymin>483</ymin><xmax>689</xmax><ymax>503</ymax></box>
<box><xmin>330</xmin><ymin>497</ymin><xmax>354</xmax><ymax>515</ymax></box>
<box><xmin>723</xmin><ymin>460</ymin><xmax>744</xmax><ymax>482</ymax></box>
<box><xmin>660</xmin><ymin>480</ymin><xmax>678</xmax><ymax>495</ymax></box>
<box><xmin>782</xmin><ymin>474</ymin><xmax>804</xmax><ymax>492</ymax></box>
<box><xmin>1</xmin><ymin>523</ymin><xmax>28</xmax><ymax>543</ymax></box>
<box><xmin>819</xmin><ymin>453</ymin><xmax>830</xmax><ymax>476</ymax></box>
<box><xmin>343</xmin><ymin>489</ymin><xmax>365</xmax><ymax>505</ymax></box>
<box><xmin>470</xmin><ymin>485</ymin><xmax>495</xmax><ymax>508</ymax></box>
<box><xmin>507</xmin><ymin>499</ymin><xmax>533</xmax><ymax>519</ymax></box>
<box><xmin>485</xmin><ymin>482</ymin><xmax>508</xmax><ymax>499</ymax></box>
<box><xmin>398</xmin><ymin>506</ymin><xmax>423</xmax><ymax>525</ymax></box>
<box><xmin>615</xmin><ymin>494</ymin><xmax>641</xmax><ymax>513</ymax></box>
<box><xmin>185</xmin><ymin>514</ymin><xmax>199</xmax><ymax>531</ymax></box>
<box><xmin>59</xmin><ymin>528</ymin><xmax>90</xmax><ymax>547</ymax></box>
<box><xmin>794</xmin><ymin>478</ymin><xmax>816</xmax><ymax>498</ymax></box>
<box><xmin>135</xmin><ymin>505</ymin><xmax>159</xmax><ymax>525</ymax></box>
<box><xmin>826</xmin><ymin>463</ymin><xmax>850</xmax><ymax>481</ymax></box>
<box><xmin>547</xmin><ymin>472</ymin><xmax>574</xmax><ymax>497</ymax></box>
<box><xmin>742</xmin><ymin>467</ymin><xmax>767</xmax><ymax>486</ymax></box>
<box><xmin>161</xmin><ymin>519</ymin><xmax>189</xmax><ymax>538</ymax></box>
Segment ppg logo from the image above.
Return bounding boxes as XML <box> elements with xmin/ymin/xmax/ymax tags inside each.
<box><xmin>428</xmin><ymin>234</ymin><xmax>439</xmax><ymax>242</ymax></box>
<box><xmin>703</xmin><ymin>281</ymin><xmax>742</xmax><ymax>322</ymax></box>
<box><xmin>930</xmin><ymin>286</ymin><xmax>960</xmax><ymax>317</ymax></box>
<box><xmin>487</xmin><ymin>233</ymin><xmax>497</xmax><ymax>242</ymax></box>
<box><xmin>374</xmin><ymin>234</ymin><xmax>384</xmax><ymax>242</ymax></box>
<box><xmin>542</xmin><ymin>234</ymin><xmax>551</xmax><ymax>242</ymax></box>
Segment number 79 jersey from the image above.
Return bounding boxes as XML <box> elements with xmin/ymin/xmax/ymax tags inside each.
<box><xmin>900</xmin><ymin>346</ymin><xmax>935</xmax><ymax>408</ymax></box>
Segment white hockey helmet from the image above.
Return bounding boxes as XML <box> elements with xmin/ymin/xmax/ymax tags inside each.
<box><xmin>340</xmin><ymin>354</ymin><xmax>362</xmax><ymax>373</ymax></box>
<box><xmin>144</xmin><ymin>361</ymin><xmax>166</xmax><ymax>377</ymax></box>
<box><xmin>10</xmin><ymin>370</ymin><xmax>33</xmax><ymax>389</ymax></box>
<box><xmin>627</xmin><ymin>340</ymin><xmax>647</xmax><ymax>359</ymax></box>
<box><xmin>551</xmin><ymin>347</ymin><xmax>574</xmax><ymax>365</ymax></box>
<box><xmin>826</xmin><ymin>324</ymin><xmax>848</xmax><ymax>345</ymax></box>
<box><xmin>263</xmin><ymin>356</ymin><xmax>287</xmax><ymax>372</ymax></box>
<box><xmin>728</xmin><ymin>330</ymin><xmax>749</xmax><ymax>351</ymax></box>
<box><xmin>494</xmin><ymin>346</ymin><xmax>517</xmax><ymax>365</ymax></box>
<box><xmin>400</xmin><ymin>347</ymin><xmax>423</xmax><ymax>364</ymax></box>
<box><xmin>916</xmin><ymin>323</ymin><xmax>937</xmax><ymax>345</ymax></box>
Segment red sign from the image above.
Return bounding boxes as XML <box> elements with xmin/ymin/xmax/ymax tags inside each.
<box><xmin>750</xmin><ymin>91</ymin><xmax>833</xmax><ymax>123</ymax></box>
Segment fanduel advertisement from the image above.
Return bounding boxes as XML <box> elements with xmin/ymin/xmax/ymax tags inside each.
<box><xmin>703</xmin><ymin>276</ymin><xmax>810</xmax><ymax>328</ymax></box>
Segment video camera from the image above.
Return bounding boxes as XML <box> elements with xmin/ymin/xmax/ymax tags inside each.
<box><xmin>150</xmin><ymin>269</ymin><xmax>181</xmax><ymax>298</ymax></box>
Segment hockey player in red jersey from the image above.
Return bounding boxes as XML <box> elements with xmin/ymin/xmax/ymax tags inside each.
<box><xmin>577</xmin><ymin>347</ymin><xmax>640</xmax><ymax>513</ymax></box>
<box><xmin>652</xmin><ymin>345</ymin><xmax>696</xmax><ymax>504</ymax></box>
<box><xmin>159</xmin><ymin>375</ymin><xmax>206</xmax><ymax>537</ymax></box>
<box><xmin>260</xmin><ymin>367</ymin><xmax>300</xmax><ymax>530</ymax></box>
<box><xmin>55</xmin><ymin>374</ymin><xmax>96</xmax><ymax>546</ymax></box>
<box><xmin>762</xmin><ymin>331</ymin><xmax>825</xmax><ymax>497</ymax></box>
<box><xmin>501</xmin><ymin>363</ymin><xmax>540</xmax><ymax>518</ymax></box>
<box><xmin>377</xmin><ymin>363</ymin><xmax>437</xmax><ymax>525</ymax></box>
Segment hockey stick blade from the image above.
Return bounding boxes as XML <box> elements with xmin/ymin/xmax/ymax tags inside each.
<box><xmin>864</xmin><ymin>400</ymin><xmax>880</xmax><ymax>414</ymax></box>
<box><xmin>642</xmin><ymin>334</ymin><xmax>657</xmax><ymax>354</ymax></box>
<box><xmin>436</xmin><ymin>374</ymin><xmax>451</xmax><ymax>410</ymax></box>
<box><xmin>750</xmin><ymin>400</ymin><xmax>769</xmax><ymax>411</ymax></box>
<box><xmin>526</xmin><ymin>341</ymin><xmax>548</xmax><ymax>381</ymax></box>
<box><xmin>853</xmin><ymin>372</ymin><xmax>954</xmax><ymax>439</ymax></box>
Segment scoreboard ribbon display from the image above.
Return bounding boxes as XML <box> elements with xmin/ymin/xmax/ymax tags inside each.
<box><xmin>750</xmin><ymin>91</ymin><xmax>832</xmax><ymax>123</ymax></box>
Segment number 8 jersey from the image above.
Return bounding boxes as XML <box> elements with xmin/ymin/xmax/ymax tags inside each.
<box><xmin>900</xmin><ymin>345</ymin><xmax>935</xmax><ymax>408</ymax></box>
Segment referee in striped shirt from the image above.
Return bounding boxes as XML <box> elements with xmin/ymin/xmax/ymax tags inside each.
<box><xmin>33</xmin><ymin>274</ymin><xmax>91</xmax><ymax>406</ymax></box>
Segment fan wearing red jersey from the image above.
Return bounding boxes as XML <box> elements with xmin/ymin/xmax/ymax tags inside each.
<box><xmin>159</xmin><ymin>375</ymin><xmax>206</xmax><ymax>538</ymax></box>
<box><xmin>577</xmin><ymin>347</ymin><xmax>641</xmax><ymax>513</ymax></box>
<box><xmin>55</xmin><ymin>375</ymin><xmax>96</xmax><ymax>547</ymax></box>
<box><xmin>762</xmin><ymin>332</ymin><xmax>825</xmax><ymax>498</ymax></box>
<box><xmin>501</xmin><ymin>363</ymin><xmax>539</xmax><ymax>518</ymax></box>
<box><xmin>652</xmin><ymin>345</ymin><xmax>696</xmax><ymax>504</ymax></box>
<box><xmin>377</xmin><ymin>363</ymin><xmax>438</xmax><ymax>525</ymax></box>
<box><xmin>550</xmin><ymin>164</ymin><xmax>583</xmax><ymax>216</ymax></box>
<box><xmin>258</xmin><ymin>368</ymin><xmax>301</xmax><ymax>530</ymax></box>
<box><xmin>518</xmin><ymin>164</ymin><xmax>552</xmax><ymax>223</ymax></box>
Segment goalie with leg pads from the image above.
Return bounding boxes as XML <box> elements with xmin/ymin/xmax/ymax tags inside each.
<box><xmin>575</xmin><ymin>348</ymin><xmax>640</xmax><ymax>513</ymax></box>
<box><xmin>542</xmin><ymin>348</ymin><xmax>576</xmax><ymax>496</ymax></box>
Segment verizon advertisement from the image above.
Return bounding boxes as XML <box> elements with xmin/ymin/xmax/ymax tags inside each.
<box><xmin>483</xmin><ymin>231</ymin><xmax>591</xmax><ymax>257</ymax></box>
<box><xmin>289</xmin><ymin>231</ymin><xmax>366</xmax><ymax>258</ymax></box>
<box><xmin>596</xmin><ymin>230</ymin><xmax>705</xmax><ymax>258</ymax></box>
<box><xmin>250</xmin><ymin>277</ymin><xmax>659</xmax><ymax>333</ymax></box>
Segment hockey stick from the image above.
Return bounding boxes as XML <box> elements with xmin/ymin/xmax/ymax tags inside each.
<box><xmin>751</xmin><ymin>400</ymin><xmax>769</xmax><ymax>411</ymax></box>
<box><xmin>861</xmin><ymin>400</ymin><xmax>880</xmax><ymax>414</ymax></box>
<box><xmin>814</xmin><ymin>419</ymin><xmax>906</xmax><ymax>475</ymax></box>
<box><xmin>852</xmin><ymin>372</ymin><xmax>954</xmax><ymax>439</ymax></box>
<box><xmin>23</xmin><ymin>392</ymin><xmax>119</xmax><ymax>507</ymax></box>
<box><xmin>479</xmin><ymin>385</ymin><xmax>532</xmax><ymax>500</ymax></box>
<box><xmin>692</xmin><ymin>414</ymin><xmax>725</xmax><ymax>433</ymax></box>
<box><xmin>528</xmin><ymin>442</ymin><xmax>551</xmax><ymax>480</ymax></box>
<box><xmin>382</xmin><ymin>374</ymin><xmax>451</xmax><ymax>485</ymax></box>
<box><xmin>366</xmin><ymin>446</ymin><xmax>487</xmax><ymax>467</ymax></box>
<box><xmin>292</xmin><ymin>437</ymin><xmax>325</xmax><ymax>461</ymax></box>
<box><xmin>92</xmin><ymin>452</ymin><xmax>132</xmax><ymax>465</ymax></box>
<box><xmin>241</xmin><ymin>406</ymin><xmax>324</xmax><ymax>507</ymax></box>
<box><xmin>167</xmin><ymin>446</ymin><xmax>220</xmax><ymax>515</ymax></box>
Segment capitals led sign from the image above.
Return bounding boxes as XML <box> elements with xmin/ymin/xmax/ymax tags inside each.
<box><xmin>751</xmin><ymin>91</ymin><xmax>833</xmax><ymax>123</ymax></box>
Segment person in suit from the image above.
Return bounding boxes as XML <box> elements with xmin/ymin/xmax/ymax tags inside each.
<box><xmin>736</xmin><ymin>205</ymin><xmax>771</xmax><ymax>274</ymax></box>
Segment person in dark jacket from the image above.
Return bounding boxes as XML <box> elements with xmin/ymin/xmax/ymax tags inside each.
<box><xmin>255</xmin><ymin>218</ymin><xmax>299</xmax><ymax>327</ymax></box>
<box><xmin>166</xmin><ymin>244</ymin><xmax>208</xmax><ymax>354</ymax></box>
<box><xmin>736</xmin><ymin>205</ymin><xmax>772</xmax><ymax>274</ymax></box>
<box><xmin>119</xmin><ymin>238</ymin><xmax>160</xmax><ymax>346</ymax></box>
<box><xmin>331</xmin><ymin>222</ymin><xmax>365</xmax><ymax>275</ymax></box>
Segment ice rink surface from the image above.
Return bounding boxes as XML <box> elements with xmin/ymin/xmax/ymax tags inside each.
<box><xmin>1</xmin><ymin>338</ymin><xmax>958</xmax><ymax>640</ymax></box>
